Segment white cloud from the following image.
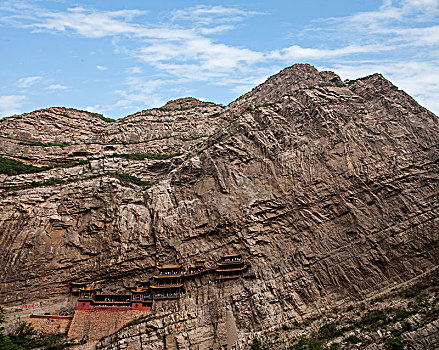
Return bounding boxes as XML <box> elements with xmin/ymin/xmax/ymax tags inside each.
<box><xmin>15</xmin><ymin>6</ymin><xmax>194</xmax><ymax>40</ymax></box>
<box><xmin>134</xmin><ymin>37</ymin><xmax>265</xmax><ymax>81</ymax></box>
<box><xmin>0</xmin><ymin>95</ymin><xmax>26</xmax><ymax>117</ymax></box>
<box><xmin>16</xmin><ymin>76</ymin><xmax>42</xmax><ymax>88</ymax></box>
<box><xmin>96</xmin><ymin>65</ymin><xmax>108</xmax><ymax>71</ymax></box>
<box><xmin>126</xmin><ymin>66</ymin><xmax>143</xmax><ymax>74</ymax></box>
<box><xmin>199</xmin><ymin>25</ymin><xmax>236</xmax><ymax>35</ymax></box>
<box><xmin>87</xmin><ymin>76</ymin><xmax>168</xmax><ymax>117</ymax></box>
<box><xmin>172</xmin><ymin>5</ymin><xmax>263</xmax><ymax>24</ymax></box>
<box><xmin>46</xmin><ymin>84</ymin><xmax>68</xmax><ymax>90</ymax></box>
<box><xmin>328</xmin><ymin>60</ymin><xmax>439</xmax><ymax>114</ymax></box>
<box><xmin>2</xmin><ymin>1</ymin><xmax>438</xmax><ymax>116</ymax></box>
<box><xmin>270</xmin><ymin>44</ymin><xmax>390</xmax><ymax>61</ymax></box>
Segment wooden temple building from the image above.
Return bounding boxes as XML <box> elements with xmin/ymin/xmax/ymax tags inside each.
<box><xmin>71</xmin><ymin>253</ymin><xmax>254</xmax><ymax>308</ymax></box>
<box><xmin>70</xmin><ymin>282</ymin><xmax>90</xmax><ymax>295</ymax></box>
<box><xmin>150</xmin><ymin>265</ymin><xmax>184</xmax><ymax>300</ymax></box>
<box><xmin>76</xmin><ymin>285</ymin><xmax>152</xmax><ymax>311</ymax></box>
<box><xmin>215</xmin><ymin>253</ymin><xmax>255</xmax><ymax>281</ymax></box>
<box><xmin>28</xmin><ymin>253</ymin><xmax>256</xmax><ymax>342</ymax></box>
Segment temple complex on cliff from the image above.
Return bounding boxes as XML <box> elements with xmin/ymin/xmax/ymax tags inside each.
<box><xmin>27</xmin><ymin>254</ymin><xmax>255</xmax><ymax>342</ymax></box>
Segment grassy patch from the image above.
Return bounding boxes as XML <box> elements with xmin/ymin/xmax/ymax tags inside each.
<box><xmin>386</xmin><ymin>336</ymin><xmax>405</xmax><ymax>350</ymax></box>
<box><xmin>404</xmin><ymin>291</ymin><xmax>418</xmax><ymax>298</ymax></box>
<box><xmin>0</xmin><ymin>157</ymin><xmax>51</xmax><ymax>175</ymax></box>
<box><xmin>360</xmin><ymin>310</ymin><xmax>387</xmax><ymax>325</ymax></box>
<box><xmin>250</xmin><ymin>338</ymin><xmax>267</xmax><ymax>350</ymax></box>
<box><xmin>0</xmin><ymin>157</ymin><xmax>89</xmax><ymax>176</ymax></box>
<box><xmin>291</xmin><ymin>337</ymin><xmax>324</xmax><ymax>350</ymax></box>
<box><xmin>112</xmin><ymin>172</ymin><xmax>151</xmax><ymax>187</ymax></box>
<box><xmin>18</xmin><ymin>140</ymin><xmax>71</xmax><ymax>147</ymax></box>
<box><xmin>318</xmin><ymin>323</ymin><xmax>342</xmax><ymax>339</ymax></box>
<box><xmin>345</xmin><ymin>335</ymin><xmax>361</xmax><ymax>344</ymax></box>
<box><xmin>393</xmin><ymin>309</ymin><xmax>415</xmax><ymax>321</ymax></box>
<box><xmin>89</xmin><ymin>112</ymin><xmax>115</xmax><ymax>123</ymax></box>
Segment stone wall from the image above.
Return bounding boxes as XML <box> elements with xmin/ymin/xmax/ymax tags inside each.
<box><xmin>27</xmin><ymin>315</ymin><xmax>73</xmax><ymax>334</ymax></box>
<box><xmin>67</xmin><ymin>309</ymin><xmax>150</xmax><ymax>342</ymax></box>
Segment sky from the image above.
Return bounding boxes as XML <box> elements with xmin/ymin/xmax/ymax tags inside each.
<box><xmin>0</xmin><ymin>0</ymin><xmax>438</xmax><ymax>118</ymax></box>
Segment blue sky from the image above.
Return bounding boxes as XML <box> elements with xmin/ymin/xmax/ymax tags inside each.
<box><xmin>0</xmin><ymin>0</ymin><xmax>438</xmax><ymax>118</ymax></box>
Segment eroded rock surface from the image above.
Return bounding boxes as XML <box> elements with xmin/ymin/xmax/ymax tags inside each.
<box><xmin>0</xmin><ymin>64</ymin><xmax>438</xmax><ymax>349</ymax></box>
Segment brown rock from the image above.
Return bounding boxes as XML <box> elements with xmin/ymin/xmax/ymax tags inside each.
<box><xmin>0</xmin><ymin>64</ymin><xmax>438</xmax><ymax>349</ymax></box>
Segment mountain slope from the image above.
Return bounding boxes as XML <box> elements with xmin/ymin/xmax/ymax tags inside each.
<box><xmin>0</xmin><ymin>64</ymin><xmax>438</xmax><ymax>349</ymax></box>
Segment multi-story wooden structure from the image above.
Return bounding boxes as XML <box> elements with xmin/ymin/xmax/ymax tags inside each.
<box><xmin>150</xmin><ymin>265</ymin><xmax>184</xmax><ymax>300</ymax></box>
<box><xmin>76</xmin><ymin>285</ymin><xmax>151</xmax><ymax>311</ymax></box>
<box><xmin>215</xmin><ymin>254</ymin><xmax>254</xmax><ymax>281</ymax></box>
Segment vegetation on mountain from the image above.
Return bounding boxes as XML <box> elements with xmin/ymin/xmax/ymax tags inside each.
<box><xmin>0</xmin><ymin>157</ymin><xmax>89</xmax><ymax>176</ymax></box>
<box><xmin>0</xmin><ymin>307</ymin><xmax>69</xmax><ymax>350</ymax></box>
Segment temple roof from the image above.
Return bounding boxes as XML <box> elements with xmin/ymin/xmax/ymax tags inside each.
<box><xmin>150</xmin><ymin>284</ymin><xmax>183</xmax><ymax>289</ymax></box>
<box><xmin>153</xmin><ymin>274</ymin><xmax>182</xmax><ymax>279</ymax></box>
<box><xmin>157</xmin><ymin>264</ymin><xmax>182</xmax><ymax>269</ymax></box>
<box><xmin>71</xmin><ymin>282</ymin><xmax>87</xmax><ymax>287</ymax></box>
<box><xmin>221</xmin><ymin>254</ymin><xmax>242</xmax><ymax>258</ymax></box>
<box><xmin>216</xmin><ymin>266</ymin><xmax>247</xmax><ymax>272</ymax></box>
<box><xmin>80</xmin><ymin>286</ymin><xmax>97</xmax><ymax>291</ymax></box>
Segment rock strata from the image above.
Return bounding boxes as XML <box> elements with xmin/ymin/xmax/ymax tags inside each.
<box><xmin>0</xmin><ymin>64</ymin><xmax>438</xmax><ymax>349</ymax></box>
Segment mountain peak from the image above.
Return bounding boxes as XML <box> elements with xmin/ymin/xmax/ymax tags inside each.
<box><xmin>161</xmin><ymin>97</ymin><xmax>214</xmax><ymax>110</ymax></box>
<box><xmin>231</xmin><ymin>64</ymin><xmax>343</xmax><ymax>108</ymax></box>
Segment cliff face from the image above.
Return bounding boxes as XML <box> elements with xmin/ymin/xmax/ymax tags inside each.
<box><xmin>1</xmin><ymin>64</ymin><xmax>438</xmax><ymax>349</ymax></box>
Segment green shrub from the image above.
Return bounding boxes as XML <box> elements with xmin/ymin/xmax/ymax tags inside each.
<box><xmin>0</xmin><ymin>157</ymin><xmax>51</xmax><ymax>175</ymax></box>
<box><xmin>318</xmin><ymin>323</ymin><xmax>342</xmax><ymax>339</ymax></box>
<box><xmin>291</xmin><ymin>337</ymin><xmax>324</xmax><ymax>350</ymax></box>
<box><xmin>345</xmin><ymin>335</ymin><xmax>361</xmax><ymax>344</ymax></box>
<box><xmin>250</xmin><ymin>338</ymin><xmax>266</xmax><ymax>350</ymax></box>
<box><xmin>393</xmin><ymin>310</ymin><xmax>414</xmax><ymax>321</ymax></box>
<box><xmin>0</xmin><ymin>157</ymin><xmax>89</xmax><ymax>176</ymax></box>
<box><xmin>94</xmin><ymin>114</ymin><xmax>114</xmax><ymax>123</ymax></box>
<box><xmin>404</xmin><ymin>291</ymin><xmax>417</xmax><ymax>298</ymax></box>
<box><xmin>18</xmin><ymin>140</ymin><xmax>71</xmax><ymax>147</ymax></box>
<box><xmin>0</xmin><ymin>308</ymin><xmax>70</xmax><ymax>350</ymax></box>
<box><xmin>386</xmin><ymin>337</ymin><xmax>404</xmax><ymax>350</ymax></box>
<box><xmin>360</xmin><ymin>310</ymin><xmax>387</xmax><ymax>325</ymax></box>
<box><xmin>112</xmin><ymin>172</ymin><xmax>151</xmax><ymax>187</ymax></box>
<box><xmin>401</xmin><ymin>321</ymin><xmax>412</xmax><ymax>332</ymax></box>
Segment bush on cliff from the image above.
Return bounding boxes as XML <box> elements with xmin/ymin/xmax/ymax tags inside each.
<box><xmin>0</xmin><ymin>307</ymin><xmax>70</xmax><ymax>350</ymax></box>
<box><xmin>0</xmin><ymin>157</ymin><xmax>89</xmax><ymax>176</ymax></box>
<box><xmin>0</xmin><ymin>157</ymin><xmax>51</xmax><ymax>175</ymax></box>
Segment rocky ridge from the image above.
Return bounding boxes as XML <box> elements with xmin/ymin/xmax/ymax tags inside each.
<box><xmin>0</xmin><ymin>64</ymin><xmax>438</xmax><ymax>349</ymax></box>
